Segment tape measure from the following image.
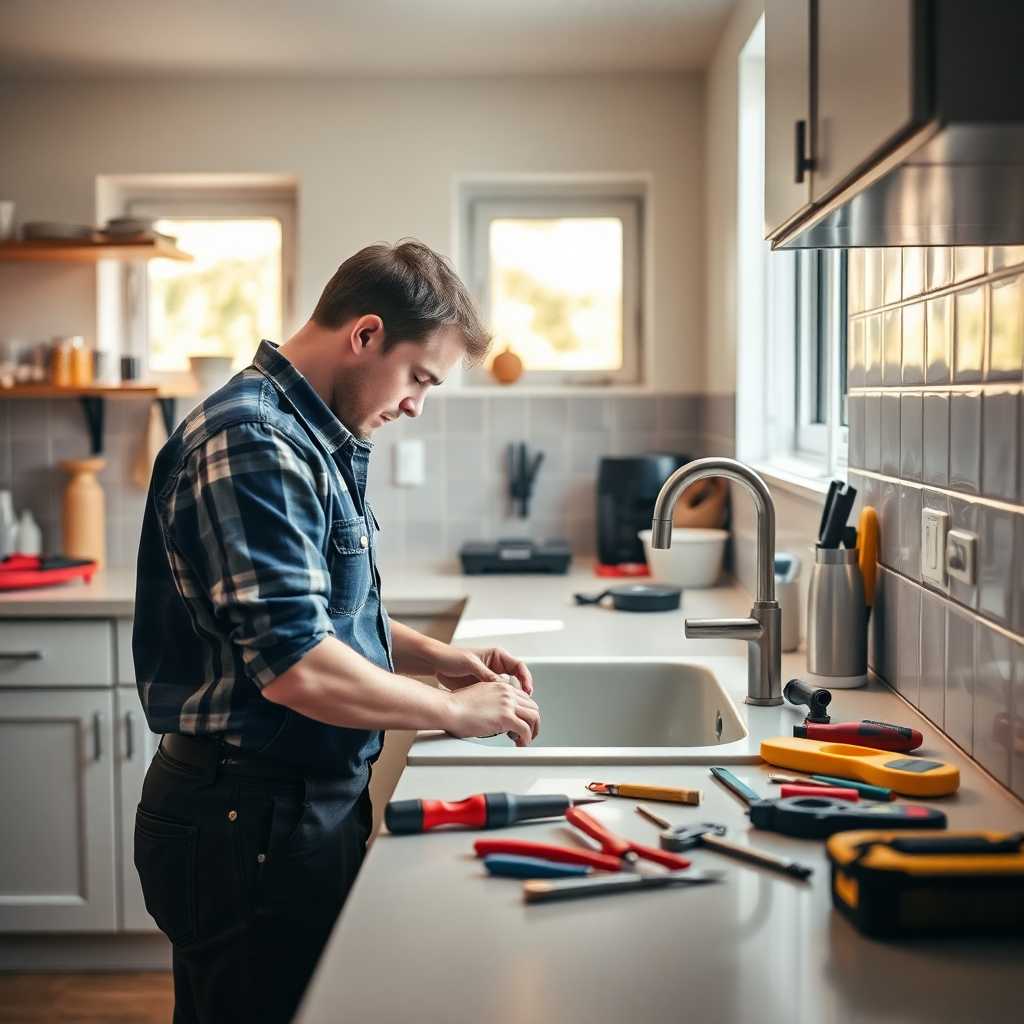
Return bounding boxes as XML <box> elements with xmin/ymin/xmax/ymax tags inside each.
<box><xmin>749</xmin><ymin>795</ymin><xmax>947</xmax><ymax>839</ymax></box>
<box><xmin>760</xmin><ymin>736</ymin><xmax>959</xmax><ymax>796</ymax></box>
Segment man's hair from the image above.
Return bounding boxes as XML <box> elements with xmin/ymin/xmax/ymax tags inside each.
<box><xmin>311</xmin><ymin>239</ymin><xmax>491</xmax><ymax>365</ymax></box>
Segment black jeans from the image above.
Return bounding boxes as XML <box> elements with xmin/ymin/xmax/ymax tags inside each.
<box><xmin>134</xmin><ymin>745</ymin><xmax>373</xmax><ymax>1024</ymax></box>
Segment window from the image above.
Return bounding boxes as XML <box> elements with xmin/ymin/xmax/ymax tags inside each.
<box><xmin>460</xmin><ymin>186</ymin><xmax>644</xmax><ymax>385</ymax></box>
<box><xmin>95</xmin><ymin>175</ymin><xmax>296</xmax><ymax>386</ymax></box>
<box><xmin>736</xmin><ymin>22</ymin><xmax>847</xmax><ymax>480</ymax></box>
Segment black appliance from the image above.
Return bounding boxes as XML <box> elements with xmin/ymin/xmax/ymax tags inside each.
<box><xmin>460</xmin><ymin>538</ymin><xmax>572</xmax><ymax>575</ymax></box>
<box><xmin>596</xmin><ymin>453</ymin><xmax>688</xmax><ymax>566</ymax></box>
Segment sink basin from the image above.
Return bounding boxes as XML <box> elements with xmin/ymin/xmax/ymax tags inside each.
<box><xmin>406</xmin><ymin>657</ymin><xmax>751</xmax><ymax>765</ymax></box>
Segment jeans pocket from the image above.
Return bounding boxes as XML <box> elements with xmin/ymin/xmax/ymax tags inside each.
<box><xmin>134</xmin><ymin>806</ymin><xmax>197</xmax><ymax>944</ymax></box>
<box><xmin>327</xmin><ymin>517</ymin><xmax>372</xmax><ymax>615</ymax></box>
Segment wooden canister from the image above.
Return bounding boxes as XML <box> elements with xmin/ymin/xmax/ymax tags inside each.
<box><xmin>60</xmin><ymin>457</ymin><xmax>106</xmax><ymax>567</ymax></box>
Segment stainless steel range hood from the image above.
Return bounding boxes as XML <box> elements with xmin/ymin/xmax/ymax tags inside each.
<box><xmin>775</xmin><ymin>120</ymin><xmax>1024</xmax><ymax>249</ymax></box>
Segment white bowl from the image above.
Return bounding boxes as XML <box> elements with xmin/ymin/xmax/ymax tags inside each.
<box><xmin>637</xmin><ymin>527</ymin><xmax>729</xmax><ymax>588</ymax></box>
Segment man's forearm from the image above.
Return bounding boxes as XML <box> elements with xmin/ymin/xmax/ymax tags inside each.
<box><xmin>387</xmin><ymin>618</ymin><xmax>446</xmax><ymax>676</ymax></box>
<box><xmin>262</xmin><ymin>635</ymin><xmax>451</xmax><ymax>731</ymax></box>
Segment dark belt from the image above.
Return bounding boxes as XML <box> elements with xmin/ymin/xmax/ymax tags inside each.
<box><xmin>160</xmin><ymin>732</ymin><xmax>304</xmax><ymax>781</ymax></box>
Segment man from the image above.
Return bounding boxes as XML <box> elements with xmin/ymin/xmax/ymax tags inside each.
<box><xmin>133</xmin><ymin>240</ymin><xmax>541</xmax><ymax>1024</ymax></box>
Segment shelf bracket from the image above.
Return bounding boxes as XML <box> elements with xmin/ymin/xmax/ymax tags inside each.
<box><xmin>79</xmin><ymin>397</ymin><xmax>105</xmax><ymax>455</ymax></box>
<box><xmin>156</xmin><ymin>397</ymin><xmax>176</xmax><ymax>437</ymax></box>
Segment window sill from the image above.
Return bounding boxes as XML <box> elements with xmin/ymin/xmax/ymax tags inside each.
<box><xmin>749</xmin><ymin>457</ymin><xmax>839</xmax><ymax>503</ymax></box>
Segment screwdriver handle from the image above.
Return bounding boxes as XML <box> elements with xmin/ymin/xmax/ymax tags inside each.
<box><xmin>386</xmin><ymin>793</ymin><xmax>574</xmax><ymax>834</ymax></box>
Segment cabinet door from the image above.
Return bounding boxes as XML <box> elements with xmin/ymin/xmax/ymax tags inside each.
<box><xmin>814</xmin><ymin>0</ymin><xmax>917</xmax><ymax>200</ymax></box>
<box><xmin>116</xmin><ymin>687</ymin><xmax>162</xmax><ymax>931</ymax></box>
<box><xmin>0</xmin><ymin>690</ymin><xmax>117</xmax><ymax>932</ymax></box>
<box><xmin>765</xmin><ymin>0</ymin><xmax>814</xmax><ymax>237</ymax></box>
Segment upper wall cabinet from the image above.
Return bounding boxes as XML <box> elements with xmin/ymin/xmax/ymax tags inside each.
<box><xmin>766</xmin><ymin>0</ymin><xmax>1024</xmax><ymax>249</ymax></box>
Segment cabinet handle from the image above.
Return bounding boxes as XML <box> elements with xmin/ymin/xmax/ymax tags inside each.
<box><xmin>0</xmin><ymin>650</ymin><xmax>43</xmax><ymax>660</ymax></box>
<box><xmin>794</xmin><ymin>119</ymin><xmax>815</xmax><ymax>183</ymax></box>
<box><xmin>125</xmin><ymin>711</ymin><xmax>134</xmax><ymax>760</ymax></box>
<box><xmin>92</xmin><ymin>712</ymin><xmax>102</xmax><ymax>762</ymax></box>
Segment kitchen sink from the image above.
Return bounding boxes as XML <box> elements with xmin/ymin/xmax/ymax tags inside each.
<box><xmin>406</xmin><ymin>657</ymin><xmax>751</xmax><ymax>765</ymax></box>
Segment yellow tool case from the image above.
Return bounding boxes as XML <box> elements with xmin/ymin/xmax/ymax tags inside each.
<box><xmin>827</xmin><ymin>830</ymin><xmax>1024</xmax><ymax>938</ymax></box>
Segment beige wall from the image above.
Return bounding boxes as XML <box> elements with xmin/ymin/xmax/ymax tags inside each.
<box><xmin>0</xmin><ymin>72</ymin><xmax>705</xmax><ymax>390</ymax></box>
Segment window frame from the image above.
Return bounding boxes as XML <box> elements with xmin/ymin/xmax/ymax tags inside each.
<box><xmin>459</xmin><ymin>186</ymin><xmax>645</xmax><ymax>387</ymax></box>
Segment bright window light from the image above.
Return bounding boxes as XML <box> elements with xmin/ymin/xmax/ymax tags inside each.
<box><xmin>147</xmin><ymin>218</ymin><xmax>282</xmax><ymax>372</ymax></box>
<box><xmin>488</xmin><ymin>217</ymin><xmax>624</xmax><ymax>372</ymax></box>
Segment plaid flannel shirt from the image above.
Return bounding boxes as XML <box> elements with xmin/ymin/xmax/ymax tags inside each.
<box><xmin>133</xmin><ymin>341</ymin><xmax>391</xmax><ymax>775</ymax></box>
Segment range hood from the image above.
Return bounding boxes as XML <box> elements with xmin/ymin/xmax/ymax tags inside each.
<box><xmin>774</xmin><ymin>120</ymin><xmax>1024</xmax><ymax>249</ymax></box>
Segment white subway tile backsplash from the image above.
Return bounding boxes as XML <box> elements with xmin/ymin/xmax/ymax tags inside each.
<box><xmin>945</xmin><ymin>606</ymin><xmax>975</xmax><ymax>754</ymax></box>
<box><xmin>988</xmin><ymin>273</ymin><xmax>1024</xmax><ymax>381</ymax></box>
<box><xmin>948</xmin><ymin>390</ymin><xmax>981</xmax><ymax>494</ymax></box>
<box><xmin>974</xmin><ymin>622</ymin><xmax>1014</xmax><ymax>786</ymax></box>
<box><xmin>981</xmin><ymin>390</ymin><xmax>1019</xmax><ymax>503</ymax></box>
<box><xmin>899</xmin><ymin>394</ymin><xmax>922</xmax><ymax>482</ymax></box>
<box><xmin>880</xmin><ymin>393</ymin><xmax>901</xmax><ymax>475</ymax></box>
<box><xmin>925</xmin><ymin>295</ymin><xmax>952</xmax><ymax>384</ymax></box>
<box><xmin>901</xmin><ymin>302</ymin><xmax>925</xmax><ymax>384</ymax></box>
<box><xmin>953</xmin><ymin>286</ymin><xmax>986</xmax><ymax>382</ymax></box>
<box><xmin>921</xmin><ymin>393</ymin><xmax>949</xmax><ymax>488</ymax></box>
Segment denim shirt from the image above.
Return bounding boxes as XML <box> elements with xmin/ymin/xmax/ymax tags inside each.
<box><xmin>133</xmin><ymin>340</ymin><xmax>392</xmax><ymax>781</ymax></box>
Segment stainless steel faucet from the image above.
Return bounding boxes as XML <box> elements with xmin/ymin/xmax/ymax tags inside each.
<box><xmin>651</xmin><ymin>457</ymin><xmax>782</xmax><ymax>706</ymax></box>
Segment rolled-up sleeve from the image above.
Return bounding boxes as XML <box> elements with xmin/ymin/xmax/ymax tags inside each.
<box><xmin>166</xmin><ymin>421</ymin><xmax>334</xmax><ymax>688</ymax></box>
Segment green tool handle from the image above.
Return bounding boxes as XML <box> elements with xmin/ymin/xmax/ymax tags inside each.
<box><xmin>810</xmin><ymin>774</ymin><xmax>893</xmax><ymax>800</ymax></box>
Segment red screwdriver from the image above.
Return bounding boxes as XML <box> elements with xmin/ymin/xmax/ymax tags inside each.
<box><xmin>385</xmin><ymin>792</ymin><xmax>605</xmax><ymax>834</ymax></box>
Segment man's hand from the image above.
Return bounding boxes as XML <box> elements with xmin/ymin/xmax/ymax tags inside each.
<box><xmin>433</xmin><ymin>645</ymin><xmax>533</xmax><ymax>695</ymax></box>
<box><xmin>444</xmin><ymin>678</ymin><xmax>540</xmax><ymax>747</ymax></box>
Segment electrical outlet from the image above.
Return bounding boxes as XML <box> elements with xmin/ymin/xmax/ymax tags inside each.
<box><xmin>393</xmin><ymin>439</ymin><xmax>425</xmax><ymax>487</ymax></box>
<box><xmin>921</xmin><ymin>508</ymin><xmax>948</xmax><ymax>587</ymax></box>
<box><xmin>946</xmin><ymin>528</ymin><xmax>977</xmax><ymax>585</ymax></box>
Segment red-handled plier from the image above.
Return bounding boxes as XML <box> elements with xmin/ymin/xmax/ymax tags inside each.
<box><xmin>475</xmin><ymin>805</ymin><xmax>691</xmax><ymax>875</ymax></box>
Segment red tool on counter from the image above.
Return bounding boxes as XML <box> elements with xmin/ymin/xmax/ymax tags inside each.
<box><xmin>779</xmin><ymin>784</ymin><xmax>860</xmax><ymax>801</ymax></box>
<box><xmin>384</xmin><ymin>792</ymin><xmax>604</xmax><ymax>834</ymax></box>
<box><xmin>475</xmin><ymin>805</ymin><xmax>693</xmax><ymax>875</ymax></box>
<box><xmin>793</xmin><ymin>720</ymin><xmax>923</xmax><ymax>753</ymax></box>
<box><xmin>0</xmin><ymin>554</ymin><xmax>96</xmax><ymax>591</ymax></box>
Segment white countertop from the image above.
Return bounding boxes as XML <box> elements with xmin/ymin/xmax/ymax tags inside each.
<box><xmin>6</xmin><ymin>565</ymin><xmax>1023</xmax><ymax>1022</ymax></box>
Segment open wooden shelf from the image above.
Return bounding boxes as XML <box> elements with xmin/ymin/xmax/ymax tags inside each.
<box><xmin>0</xmin><ymin>384</ymin><xmax>159</xmax><ymax>399</ymax></box>
<box><xmin>0</xmin><ymin>237</ymin><xmax>192</xmax><ymax>263</ymax></box>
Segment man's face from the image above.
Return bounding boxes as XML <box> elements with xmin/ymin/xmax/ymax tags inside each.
<box><xmin>333</xmin><ymin>325</ymin><xmax>467</xmax><ymax>438</ymax></box>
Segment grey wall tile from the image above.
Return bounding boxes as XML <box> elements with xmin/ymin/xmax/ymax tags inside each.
<box><xmin>656</xmin><ymin>395</ymin><xmax>699</xmax><ymax>434</ymax></box>
<box><xmin>444</xmin><ymin>396</ymin><xmax>487</xmax><ymax>436</ymax></box>
<box><xmin>1012</xmin><ymin>639</ymin><xmax>1024</xmax><ymax>801</ymax></box>
<box><xmin>945</xmin><ymin>605</ymin><xmax>975</xmax><ymax>754</ymax></box>
<box><xmin>869</xmin><ymin>568</ymin><xmax>892</xmax><ymax>682</ymax></box>
<box><xmin>567</xmin><ymin>396</ymin><xmax>611</xmax><ymax>433</ymax></box>
<box><xmin>878</xmin><ymin>479</ymin><xmax>900</xmax><ymax>569</ymax></box>
<box><xmin>898</xmin><ymin>484</ymin><xmax>922</xmax><ymax>581</ymax></box>
<box><xmin>981</xmin><ymin>389</ymin><xmax>1020</xmax><ymax>503</ymax></box>
<box><xmin>444</xmin><ymin>436</ymin><xmax>487</xmax><ymax>481</ymax></box>
<box><xmin>953</xmin><ymin>286</ymin><xmax>985</xmax><ymax>383</ymax></box>
<box><xmin>1016</xmin><ymin>514</ymin><xmax>1024</xmax><ymax>637</ymax></box>
<box><xmin>925</xmin><ymin>295</ymin><xmax>952</xmax><ymax>384</ymax></box>
<box><xmin>882</xmin><ymin>309</ymin><xmax>902</xmax><ymax>386</ymax></box>
<box><xmin>927</xmin><ymin>247</ymin><xmax>953</xmax><ymax>292</ymax></box>
<box><xmin>701</xmin><ymin>394</ymin><xmax>736</xmax><ymax>440</ymax></box>
<box><xmin>405</xmin><ymin>397</ymin><xmax>445</xmax><ymax>438</ymax></box>
<box><xmin>991</xmin><ymin>247</ymin><xmax>1024</xmax><ymax>271</ymax></box>
<box><xmin>899</xmin><ymin>394</ymin><xmax>923</xmax><ymax>482</ymax></box>
<box><xmin>528</xmin><ymin>396</ymin><xmax>570</xmax><ymax>435</ymax></box>
<box><xmin>567</xmin><ymin>433</ymin><xmax>611</xmax><ymax>477</ymax></box>
<box><xmin>865</xmin><ymin>315</ymin><xmax>882</xmax><ymax>386</ymax></box>
<box><xmin>883</xmin><ymin>248</ymin><xmax>902</xmax><ymax>305</ymax></box>
<box><xmin>848</xmin><ymin>394</ymin><xmax>865</xmax><ymax>469</ymax></box>
<box><xmin>901</xmin><ymin>302</ymin><xmax>925</xmax><ymax>384</ymax></box>
<box><xmin>949</xmin><ymin>390</ymin><xmax>981</xmax><ymax>494</ymax></box>
<box><xmin>524</xmin><ymin>432</ymin><xmax>568</xmax><ymax>477</ymax></box>
<box><xmin>948</xmin><ymin>496</ymin><xmax>979</xmax><ymax>610</ymax></box>
<box><xmin>864</xmin><ymin>393</ymin><xmax>881</xmax><ymax>472</ymax></box>
<box><xmin>902</xmin><ymin>248</ymin><xmax>925</xmax><ymax>299</ymax></box>
<box><xmin>974</xmin><ymin>622</ymin><xmax>1013</xmax><ymax>786</ymax></box>
<box><xmin>978</xmin><ymin>504</ymin><xmax>1015</xmax><ymax>627</ymax></box>
<box><xmin>987</xmin><ymin>273</ymin><xmax>1023</xmax><ymax>381</ymax></box>
<box><xmin>918</xmin><ymin>590</ymin><xmax>946</xmax><ymax>726</ymax></box>
<box><xmin>895</xmin><ymin>578</ymin><xmax>922</xmax><ymax>705</ymax></box>
<box><xmin>880</xmin><ymin>393</ymin><xmax>901</xmax><ymax>476</ymax></box>
<box><xmin>848</xmin><ymin>249</ymin><xmax>865</xmax><ymax>314</ymax></box>
<box><xmin>488</xmin><ymin>396</ymin><xmax>528</xmax><ymax>439</ymax></box>
<box><xmin>848</xmin><ymin>318</ymin><xmax>865</xmax><ymax>388</ymax></box>
<box><xmin>922</xmin><ymin>393</ymin><xmax>949</xmax><ymax>488</ymax></box>
<box><xmin>1020</xmin><ymin>393</ymin><xmax>1024</xmax><ymax>505</ymax></box>
<box><xmin>611</xmin><ymin>396</ymin><xmax>657</xmax><ymax>433</ymax></box>
<box><xmin>954</xmin><ymin>246</ymin><xmax>986</xmax><ymax>283</ymax></box>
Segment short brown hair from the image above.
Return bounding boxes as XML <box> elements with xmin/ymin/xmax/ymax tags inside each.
<box><xmin>312</xmin><ymin>239</ymin><xmax>491</xmax><ymax>365</ymax></box>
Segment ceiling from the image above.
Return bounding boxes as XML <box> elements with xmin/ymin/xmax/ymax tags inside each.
<box><xmin>0</xmin><ymin>0</ymin><xmax>736</xmax><ymax>79</ymax></box>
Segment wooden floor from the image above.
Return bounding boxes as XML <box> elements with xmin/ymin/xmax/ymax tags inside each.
<box><xmin>0</xmin><ymin>973</ymin><xmax>174</xmax><ymax>1023</ymax></box>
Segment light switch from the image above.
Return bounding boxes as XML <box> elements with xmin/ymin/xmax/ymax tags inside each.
<box><xmin>946</xmin><ymin>528</ymin><xmax>977</xmax><ymax>585</ymax></box>
<box><xmin>394</xmin><ymin>439</ymin><xmax>425</xmax><ymax>487</ymax></box>
<box><xmin>920</xmin><ymin>507</ymin><xmax>948</xmax><ymax>587</ymax></box>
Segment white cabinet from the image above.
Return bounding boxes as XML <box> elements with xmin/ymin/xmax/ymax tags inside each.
<box><xmin>814</xmin><ymin>0</ymin><xmax>916</xmax><ymax>199</ymax></box>
<box><xmin>0</xmin><ymin>619</ymin><xmax>114</xmax><ymax>688</ymax></box>
<box><xmin>116</xmin><ymin>686</ymin><xmax>161</xmax><ymax>932</ymax></box>
<box><xmin>0</xmin><ymin>689</ymin><xmax>117</xmax><ymax>932</ymax></box>
<box><xmin>764</xmin><ymin>0</ymin><xmax>814</xmax><ymax>237</ymax></box>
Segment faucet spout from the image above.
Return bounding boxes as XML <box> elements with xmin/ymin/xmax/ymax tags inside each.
<box><xmin>651</xmin><ymin>457</ymin><xmax>782</xmax><ymax>705</ymax></box>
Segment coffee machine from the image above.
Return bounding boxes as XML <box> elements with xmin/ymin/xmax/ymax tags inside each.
<box><xmin>596</xmin><ymin>452</ymin><xmax>689</xmax><ymax>568</ymax></box>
